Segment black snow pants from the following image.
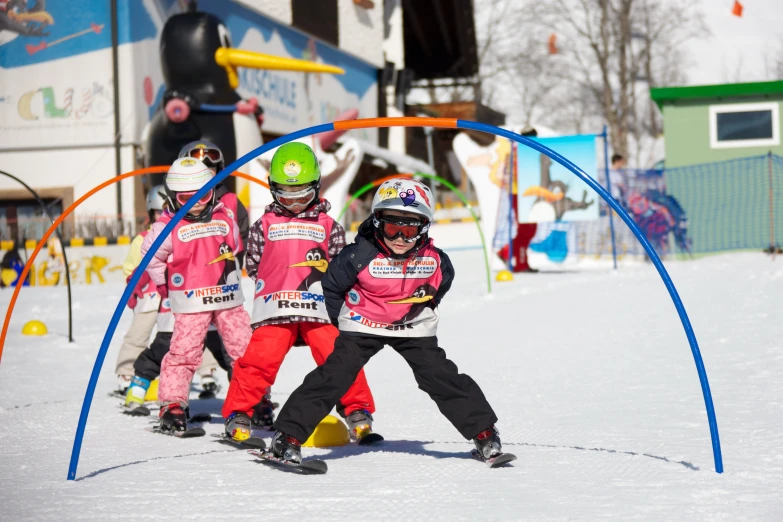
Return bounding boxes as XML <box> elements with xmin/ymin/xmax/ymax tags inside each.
<box><xmin>274</xmin><ymin>333</ymin><xmax>498</xmax><ymax>443</ymax></box>
<box><xmin>133</xmin><ymin>330</ymin><xmax>232</xmax><ymax>381</ymax></box>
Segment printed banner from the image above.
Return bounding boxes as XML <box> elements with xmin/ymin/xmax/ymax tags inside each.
<box><xmin>516</xmin><ymin>135</ymin><xmax>599</xmax><ymax>223</ymax></box>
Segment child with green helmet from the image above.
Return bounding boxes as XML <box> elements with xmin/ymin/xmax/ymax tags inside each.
<box><xmin>222</xmin><ymin>142</ymin><xmax>377</xmax><ymax>442</ymax></box>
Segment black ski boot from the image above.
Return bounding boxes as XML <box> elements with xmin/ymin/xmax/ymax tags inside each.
<box><xmin>269</xmin><ymin>431</ymin><xmax>302</xmax><ymax>464</ymax></box>
<box><xmin>473</xmin><ymin>426</ymin><xmax>502</xmax><ymax>459</ymax></box>
<box><xmin>159</xmin><ymin>402</ymin><xmax>188</xmax><ymax>432</ymax></box>
<box><xmin>251</xmin><ymin>395</ymin><xmax>276</xmax><ymax>429</ymax></box>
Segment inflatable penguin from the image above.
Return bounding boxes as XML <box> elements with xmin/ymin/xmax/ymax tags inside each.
<box><xmin>143</xmin><ymin>6</ymin><xmax>344</xmax><ymax>185</ymax></box>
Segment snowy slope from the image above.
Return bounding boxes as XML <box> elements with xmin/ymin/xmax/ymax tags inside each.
<box><xmin>1</xmin><ymin>251</ymin><xmax>782</xmax><ymax>521</ymax></box>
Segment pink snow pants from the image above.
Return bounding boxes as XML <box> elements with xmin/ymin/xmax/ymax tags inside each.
<box><xmin>159</xmin><ymin>307</ymin><xmax>251</xmax><ymax>406</ymax></box>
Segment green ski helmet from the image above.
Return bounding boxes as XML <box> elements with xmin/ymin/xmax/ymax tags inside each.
<box><xmin>268</xmin><ymin>142</ymin><xmax>322</xmax><ymax>212</ymax></box>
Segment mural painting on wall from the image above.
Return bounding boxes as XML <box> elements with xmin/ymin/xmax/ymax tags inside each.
<box><xmin>0</xmin><ymin>241</ymin><xmax>124</xmax><ymax>287</ymax></box>
<box><xmin>0</xmin><ymin>0</ymin><xmax>114</xmax><ymax>148</ymax></box>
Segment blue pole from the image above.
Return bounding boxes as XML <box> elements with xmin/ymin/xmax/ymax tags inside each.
<box><xmin>602</xmin><ymin>126</ymin><xmax>618</xmax><ymax>270</ymax></box>
<box><xmin>69</xmin><ymin>118</ymin><xmax>723</xmax><ymax>478</ymax></box>
<box><xmin>457</xmin><ymin>120</ymin><xmax>723</xmax><ymax>473</ymax></box>
<box><xmin>507</xmin><ymin>143</ymin><xmax>514</xmax><ymax>271</ymax></box>
<box><xmin>67</xmin><ymin>124</ymin><xmax>334</xmax><ymax>481</ymax></box>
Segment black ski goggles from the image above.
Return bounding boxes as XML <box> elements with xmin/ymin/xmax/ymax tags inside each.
<box><xmin>375</xmin><ymin>215</ymin><xmax>427</xmax><ymax>243</ymax></box>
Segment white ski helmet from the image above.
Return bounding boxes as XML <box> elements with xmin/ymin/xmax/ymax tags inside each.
<box><xmin>370</xmin><ymin>178</ymin><xmax>435</xmax><ymax>223</ymax></box>
<box><xmin>145</xmin><ymin>185</ymin><xmax>167</xmax><ymax>212</ymax></box>
<box><xmin>164</xmin><ymin>157</ymin><xmax>216</xmax><ymax>221</ymax></box>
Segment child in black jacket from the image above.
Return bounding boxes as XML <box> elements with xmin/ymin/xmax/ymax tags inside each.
<box><xmin>269</xmin><ymin>178</ymin><xmax>503</xmax><ymax>464</ymax></box>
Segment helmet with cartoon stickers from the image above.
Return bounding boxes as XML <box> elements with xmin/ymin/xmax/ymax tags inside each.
<box><xmin>370</xmin><ymin>178</ymin><xmax>434</xmax><ymax>245</ymax></box>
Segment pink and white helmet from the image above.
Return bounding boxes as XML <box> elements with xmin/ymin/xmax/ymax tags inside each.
<box><xmin>165</xmin><ymin>157</ymin><xmax>214</xmax><ymax>193</ymax></box>
<box><xmin>370</xmin><ymin>178</ymin><xmax>435</xmax><ymax>223</ymax></box>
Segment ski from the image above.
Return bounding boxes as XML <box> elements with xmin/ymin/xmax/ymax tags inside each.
<box><xmin>198</xmin><ymin>389</ymin><xmax>217</xmax><ymax>400</ymax></box>
<box><xmin>146</xmin><ymin>425</ymin><xmax>206</xmax><ymax>438</ymax></box>
<box><xmin>188</xmin><ymin>413</ymin><xmax>213</xmax><ymax>424</ymax></box>
<box><xmin>248</xmin><ymin>449</ymin><xmax>327</xmax><ymax>475</ymax></box>
<box><xmin>211</xmin><ymin>433</ymin><xmax>267</xmax><ymax>449</ymax></box>
<box><xmin>122</xmin><ymin>405</ymin><xmax>151</xmax><ymax>417</ymax></box>
<box><xmin>358</xmin><ymin>433</ymin><xmax>384</xmax><ymax>446</ymax></box>
<box><xmin>471</xmin><ymin>450</ymin><xmax>517</xmax><ymax>468</ymax></box>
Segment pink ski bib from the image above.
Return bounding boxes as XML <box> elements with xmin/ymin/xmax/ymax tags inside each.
<box><xmin>219</xmin><ymin>192</ymin><xmax>238</xmax><ymax>222</ymax></box>
<box><xmin>161</xmin><ymin>207</ymin><xmax>245</xmax><ymax>313</ymax></box>
<box><xmin>338</xmin><ymin>241</ymin><xmax>443</xmax><ymax>337</ymax></box>
<box><xmin>251</xmin><ymin>212</ymin><xmax>333</xmax><ymax>323</ymax></box>
<box><xmin>133</xmin><ymin>230</ymin><xmax>162</xmax><ymax>314</ymax></box>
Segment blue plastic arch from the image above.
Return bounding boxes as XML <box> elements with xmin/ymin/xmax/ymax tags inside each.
<box><xmin>67</xmin><ymin>118</ymin><xmax>722</xmax><ymax>479</ymax></box>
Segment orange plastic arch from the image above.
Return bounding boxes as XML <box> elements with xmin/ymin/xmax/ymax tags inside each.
<box><xmin>0</xmin><ymin>167</ymin><xmax>269</xmax><ymax>363</ymax></box>
<box><xmin>333</xmin><ymin>117</ymin><xmax>457</xmax><ymax>131</ymax></box>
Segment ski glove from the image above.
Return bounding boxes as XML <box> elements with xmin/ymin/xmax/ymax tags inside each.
<box><xmin>126</xmin><ymin>270</ymin><xmax>152</xmax><ymax>309</ymax></box>
<box><xmin>156</xmin><ymin>284</ymin><xmax>169</xmax><ymax>300</ymax></box>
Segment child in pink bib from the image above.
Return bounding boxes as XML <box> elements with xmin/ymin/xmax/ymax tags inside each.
<box><xmin>268</xmin><ymin>179</ymin><xmax>506</xmax><ymax>465</ymax></box>
<box><xmin>142</xmin><ymin>157</ymin><xmax>252</xmax><ymax>433</ymax></box>
<box><xmin>222</xmin><ymin>142</ymin><xmax>376</xmax><ymax>443</ymax></box>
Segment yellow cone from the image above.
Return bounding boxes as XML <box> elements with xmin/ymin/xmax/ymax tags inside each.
<box><xmin>495</xmin><ymin>270</ymin><xmax>514</xmax><ymax>282</ymax></box>
<box><xmin>144</xmin><ymin>378</ymin><xmax>159</xmax><ymax>402</ymax></box>
<box><xmin>22</xmin><ymin>320</ymin><xmax>48</xmax><ymax>336</ymax></box>
<box><xmin>302</xmin><ymin>414</ymin><xmax>350</xmax><ymax>448</ymax></box>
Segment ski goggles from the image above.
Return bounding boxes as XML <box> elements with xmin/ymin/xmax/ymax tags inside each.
<box><xmin>377</xmin><ymin>215</ymin><xmax>425</xmax><ymax>243</ymax></box>
<box><xmin>176</xmin><ymin>189</ymin><xmax>213</xmax><ymax>207</ymax></box>
<box><xmin>273</xmin><ymin>185</ymin><xmax>316</xmax><ymax>208</ymax></box>
<box><xmin>185</xmin><ymin>147</ymin><xmax>223</xmax><ymax>169</ymax></box>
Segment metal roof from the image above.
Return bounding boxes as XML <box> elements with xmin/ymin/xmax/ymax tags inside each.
<box><xmin>650</xmin><ymin>81</ymin><xmax>783</xmax><ymax>109</ymax></box>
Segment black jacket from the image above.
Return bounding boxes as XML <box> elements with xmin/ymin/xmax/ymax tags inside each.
<box><xmin>322</xmin><ymin>217</ymin><xmax>455</xmax><ymax>325</ymax></box>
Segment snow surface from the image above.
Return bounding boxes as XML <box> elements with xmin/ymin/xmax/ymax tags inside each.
<box><xmin>1</xmin><ymin>250</ymin><xmax>782</xmax><ymax>520</ymax></box>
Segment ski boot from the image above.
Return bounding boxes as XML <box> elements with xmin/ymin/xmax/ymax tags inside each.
<box><xmin>251</xmin><ymin>395</ymin><xmax>276</xmax><ymax>429</ymax></box>
<box><xmin>346</xmin><ymin>410</ymin><xmax>374</xmax><ymax>442</ymax></box>
<box><xmin>225</xmin><ymin>412</ymin><xmax>253</xmax><ymax>442</ymax></box>
<box><xmin>269</xmin><ymin>431</ymin><xmax>302</xmax><ymax>464</ymax></box>
<box><xmin>124</xmin><ymin>376</ymin><xmax>150</xmax><ymax>411</ymax></box>
<box><xmin>200</xmin><ymin>369</ymin><xmax>219</xmax><ymax>395</ymax></box>
<box><xmin>473</xmin><ymin>426</ymin><xmax>503</xmax><ymax>459</ymax></box>
<box><xmin>159</xmin><ymin>402</ymin><xmax>188</xmax><ymax>432</ymax></box>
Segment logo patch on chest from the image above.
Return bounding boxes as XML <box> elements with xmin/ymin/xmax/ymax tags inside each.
<box><xmin>177</xmin><ymin>220</ymin><xmax>229</xmax><ymax>242</ymax></box>
<box><xmin>368</xmin><ymin>257</ymin><xmax>437</xmax><ymax>279</ymax></box>
<box><xmin>267</xmin><ymin>222</ymin><xmax>326</xmax><ymax>242</ymax></box>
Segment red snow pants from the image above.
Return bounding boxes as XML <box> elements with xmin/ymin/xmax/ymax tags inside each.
<box><xmin>222</xmin><ymin>322</ymin><xmax>375</xmax><ymax>419</ymax></box>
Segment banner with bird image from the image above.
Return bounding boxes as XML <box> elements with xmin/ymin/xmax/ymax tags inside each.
<box><xmin>516</xmin><ymin>134</ymin><xmax>599</xmax><ymax>223</ymax></box>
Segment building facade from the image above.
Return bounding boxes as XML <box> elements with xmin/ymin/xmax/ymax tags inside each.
<box><xmin>651</xmin><ymin>81</ymin><xmax>783</xmax><ymax>168</ymax></box>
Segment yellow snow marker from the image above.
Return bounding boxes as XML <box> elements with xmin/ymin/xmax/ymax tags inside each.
<box><xmin>22</xmin><ymin>320</ymin><xmax>48</xmax><ymax>336</ymax></box>
<box><xmin>303</xmin><ymin>414</ymin><xmax>350</xmax><ymax>447</ymax></box>
<box><xmin>495</xmin><ymin>270</ymin><xmax>514</xmax><ymax>282</ymax></box>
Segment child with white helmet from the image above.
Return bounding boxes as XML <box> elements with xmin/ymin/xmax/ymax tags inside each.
<box><xmin>267</xmin><ymin>178</ymin><xmax>504</xmax><ymax>465</ymax></box>
<box><xmin>141</xmin><ymin>157</ymin><xmax>252</xmax><ymax>432</ymax></box>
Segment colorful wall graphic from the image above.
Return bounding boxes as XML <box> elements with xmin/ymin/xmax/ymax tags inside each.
<box><xmin>516</xmin><ymin>134</ymin><xmax>599</xmax><ymax>223</ymax></box>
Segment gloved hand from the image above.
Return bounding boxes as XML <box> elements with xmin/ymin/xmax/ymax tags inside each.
<box><xmin>126</xmin><ymin>270</ymin><xmax>152</xmax><ymax>309</ymax></box>
<box><xmin>156</xmin><ymin>284</ymin><xmax>169</xmax><ymax>300</ymax></box>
